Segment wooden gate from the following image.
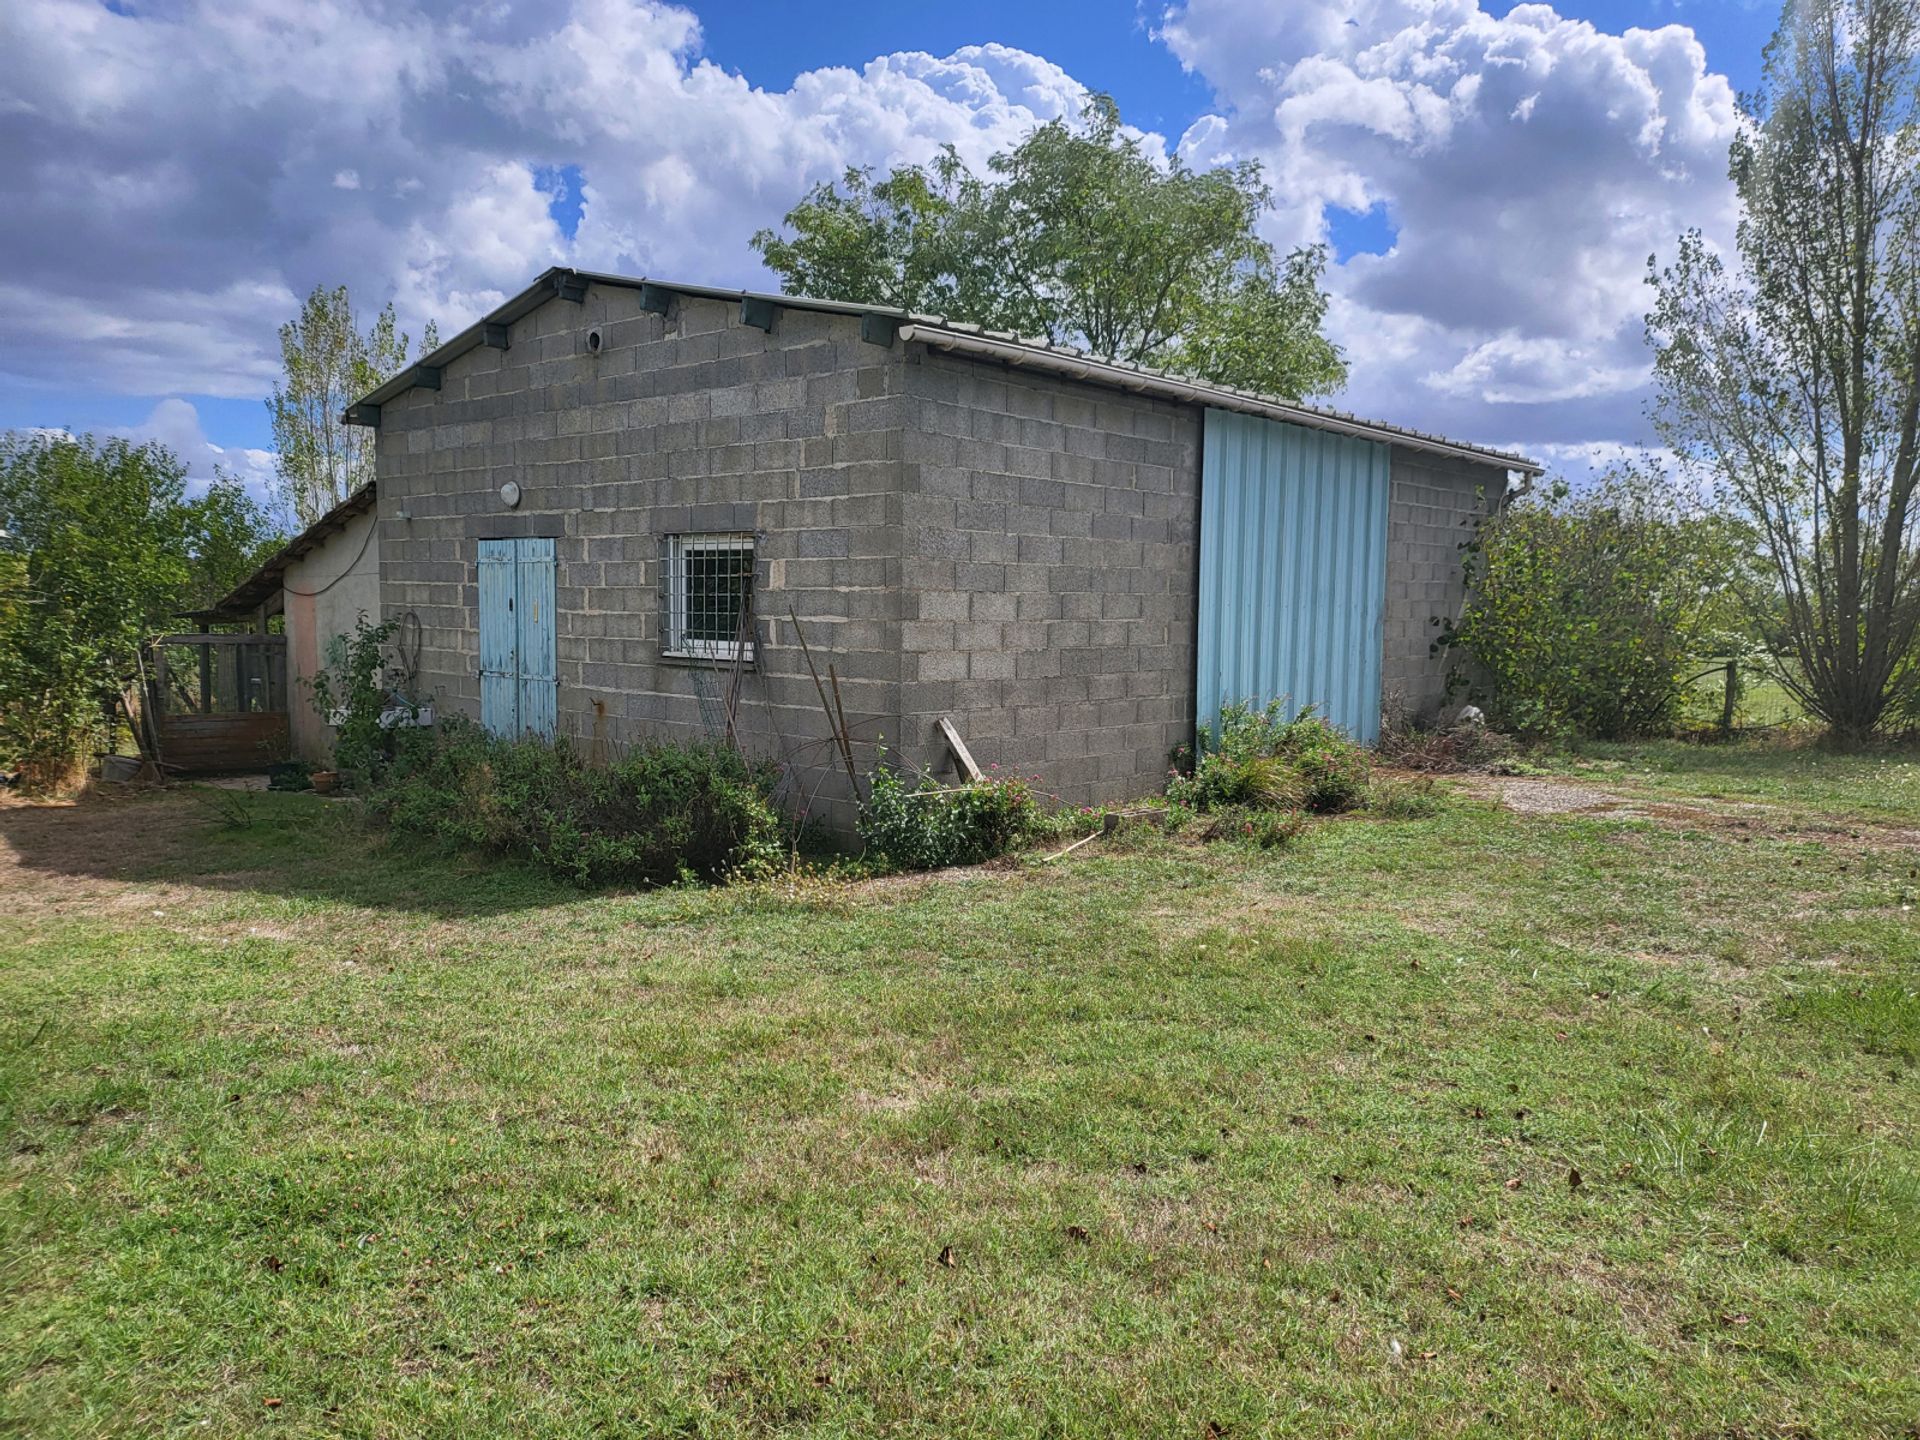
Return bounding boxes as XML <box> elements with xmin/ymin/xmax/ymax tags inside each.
<box><xmin>144</xmin><ymin>633</ymin><xmax>290</xmax><ymax>772</ymax></box>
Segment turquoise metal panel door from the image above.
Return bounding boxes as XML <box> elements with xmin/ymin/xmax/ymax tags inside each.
<box><xmin>478</xmin><ymin>540</ymin><xmax>519</xmax><ymax>738</ymax></box>
<box><xmin>477</xmin><ymin>537</ymin><xmax>559</xmax><ymax>740</ymax></box>
<box><xmin>515</xmin><ymin>538</ymin><xmax>558</xmax><ymax>741</ymax></box>
<box><xmin>1196</xmin><ymin>409</ymin><xmax>1391</xmax><ymax>744</ymax></box>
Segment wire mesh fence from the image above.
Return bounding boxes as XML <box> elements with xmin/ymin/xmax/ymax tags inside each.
<box><xmin>1684</xmin><ymin>656</ymin><xmax>1807</xmax><ymax>731</ymax></box>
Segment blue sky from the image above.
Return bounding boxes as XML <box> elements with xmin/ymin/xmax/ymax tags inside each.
<box><xmin>0</xmin><ymin>0</ymin><xmax>1777</xmax><ymax>487</ymax></box>
<box><xmin>696</xmin><ymin>2</ymin><xmax>1771</xmax><ymax>128</ymax></box>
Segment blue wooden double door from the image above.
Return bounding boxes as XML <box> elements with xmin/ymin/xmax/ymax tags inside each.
<box><xmin>478</xmin><ymin>537</ymin><xmax>558</xmax><ymax>740</ymax></box>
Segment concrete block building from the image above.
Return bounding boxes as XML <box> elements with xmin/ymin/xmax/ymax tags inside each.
<box><xmin>344</xmin><ymin>268</ymin><xmax>1538</xmax><ymax>828</ymax></box>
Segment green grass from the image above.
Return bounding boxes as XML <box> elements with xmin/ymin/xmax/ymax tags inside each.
<box><xmin>1545</xmin><ymin>735</ymin><xmax>1920</xmax><ymax>820</ymax></box>
<box><xmin>2</xmin><ymin>759</ymin><xmax>1917</xmax><ymax>1437</ymax></box>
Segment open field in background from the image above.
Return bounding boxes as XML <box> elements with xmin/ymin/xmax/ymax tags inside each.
<box><xmin>2</xmin><ymin>743</ymin><xmax>1918</xmax><ymax>1437</ymax></box>
<box><xmin>1682</xmin><ymin>662</ymin><xmax>1807</xmax><ymax>732</ymax></box>
<box><xmin>1727</xmin><ymin>672</ymin><xmax>1807</xmax><ymax>729</ymax></box>
<box><xmin>1546</xmin><ymin>736</ymin><xmax>1920</xmax><ymax>820</ymax></box>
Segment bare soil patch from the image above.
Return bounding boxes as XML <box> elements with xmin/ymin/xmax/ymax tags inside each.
<box><xmin>0</xmin><ymin>789</ymin><xmax>203</xmax><ymax>913</ymax></box>
<box><xmin>1464</xmin><ymin>774</ymin><xmax>1920</xmax><ymax>852</ymax></box>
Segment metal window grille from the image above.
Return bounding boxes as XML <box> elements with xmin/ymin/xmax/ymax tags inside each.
<box><xmin>667</xmin><ymin>534</ymin><xmax>755</xmax><ymax>661</ymax></box>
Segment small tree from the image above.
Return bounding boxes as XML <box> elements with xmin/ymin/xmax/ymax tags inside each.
<box><xmin>751</xmin><ymin>162</ymin><xmax>960</xmax><ymax>314</ymax></box>
<box><xmin>267</xmin><ymin>285</ymin><xmax>435</xmax><ymax>525</ymax></box>
<box><xmin>1442</xmin><ymin>473</ymin><xmax>1753</xmax><ymax>739</ymax></box>
<box><xmin>0</xmin><ymin>436</ymin><xmax>282</xmax><ymax>788</ymax></box>
<box><xmin>1649</xmin><ymin>0</ymin><xmax>1920</xmax><ymax>740</ymax></box>
<box><xmin>752</xmin><ymin>95</ymin><xmax>1346</xmax><ymax>400</ymax></box>
<box><xmin>0</xmin><ymin>437</ymin><xmax>184</xmax><ymax>785</ymax></box>
<box><xmin>182</xmin><ymin>472</ymin><xmax>283</xmax><ymax>611</ymax></box>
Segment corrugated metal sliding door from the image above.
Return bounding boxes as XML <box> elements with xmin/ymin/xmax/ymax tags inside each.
<box><xmin>477</xmin><ymin>537</ymin><xmax>558</xmax><ymax>741</ymax></box>
<box><xmin>1196</xmin><ymin>408</ymin><xmax>1391</xmax><ymax>745</ymax></box>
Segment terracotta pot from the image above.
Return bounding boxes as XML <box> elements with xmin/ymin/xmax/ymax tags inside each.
<box><xmin>310</xmin><ymin>770</ymin><xmax>339</xmax><ymax>795</ymax></box>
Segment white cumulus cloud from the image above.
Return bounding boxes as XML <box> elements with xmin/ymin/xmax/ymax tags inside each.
<box><xmin>1159</xmin><ymin>0</ymin><xmax>1741</xmax><ymax>460</ymax></box>
<box><xmin>0</xmin><ymin>0</ymin><xmax>1746</xmax><ymax>478</ymax></box>
<box><xmin>119</xmin><ymin>398</ymin><xmax>277</xmax><ymax>496</ymax></box>
<box><xmin>0</xmin><ymin>0</ymin><xmax>1092</xmax><ymax>405</ymax></box>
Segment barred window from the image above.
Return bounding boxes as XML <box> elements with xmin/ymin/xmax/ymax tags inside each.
<box><xmin>666</xmin><ymin>534</ymin><xmax>755</xmax><ymax>662</ymax></box>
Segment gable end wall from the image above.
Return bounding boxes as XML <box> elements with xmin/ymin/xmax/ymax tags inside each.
<box><xmin>374</xmin><ymin>285</ymin><xmax>911</xmax><ymax>830</ymax></box>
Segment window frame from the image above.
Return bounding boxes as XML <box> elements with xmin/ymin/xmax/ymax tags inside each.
<box><xmin>663</xmin><ymin>532</ymin><xmax>757</xmax><ymax>664</ymax></box>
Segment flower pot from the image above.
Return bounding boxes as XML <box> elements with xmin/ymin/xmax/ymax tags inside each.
<box><xmin>310</xmin><ymin>770</ymin><xmax>340</xmax><ymax>795</ymax></box>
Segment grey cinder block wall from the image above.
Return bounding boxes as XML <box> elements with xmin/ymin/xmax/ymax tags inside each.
<box><xmin>1383</xmin><ymin>452</ymin><xmax>1501</xmax><ymax>725</ymax></box>
<box><xmin>373</xmin><ymin>275</ymin><xmax>1514</xmax><ymax>830</ymax></box>
<box><xmin>896</xmin><ymin>354</ymin><xmax>1201</xmax><ymax>803</ymax></box>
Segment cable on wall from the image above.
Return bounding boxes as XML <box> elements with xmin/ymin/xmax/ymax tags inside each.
<box><xmin>282</xmin><ymin>509</ymin><xmax>378</xmax><ymax>599</ymax></box>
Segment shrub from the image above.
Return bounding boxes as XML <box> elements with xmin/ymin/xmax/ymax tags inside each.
<box><xmin>1440</xmin><ymin>471</ymin><xmax>1753</xmax><ymax>740</ymax></box>
<box><xmin>370</xmin><ymin>716</ymin><xmax>783</xmax><ymax>887</ymax></box>
<box><xmin>307</xmin><ymin>616</ymin><xmax>402</xmax><ymax>776</ymax></box>
<box><xmin>266</xmin><ymin>760</ymin><xmax>313</xmax><ymax>792</ymax></box>
<box><xmin>1283</xmin><ymin>717</ymin><xmax>1373</xmax><ymax>813</ymax></box>
<box><xmin>1199</xmin><ymin>805</ymin><xmax>1308</xmax><ymax>849</ymax></box>
<box><xmin>858</xmin><ymin>759</ymin><xmax>1042</xmax><ymax>871</ymax></box>
<box><xmin>1170</xmin><ymin>701</ymin><xmax>1371</xmax><ymax>815</ymax></box>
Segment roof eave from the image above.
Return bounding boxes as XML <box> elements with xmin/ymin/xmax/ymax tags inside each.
<box><xmin>896</xmin><ymin>325</ymin><xmax>1543</xmax><ymax>475</ymax></box>
<box><xmin>205</xmin><ymin>482</ymin><xmax>378</xmax><ymax>619</ymax></box>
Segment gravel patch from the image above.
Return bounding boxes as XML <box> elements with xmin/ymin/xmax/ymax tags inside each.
<box><xmin>1481</xmin><ymin>778</ymin><xmax>1627</xmax><ymax>815</ymax></box>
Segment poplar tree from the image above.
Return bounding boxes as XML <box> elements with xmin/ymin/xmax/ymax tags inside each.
<box><xmin>1650</xmin><ymin>0</ymin><xmax>1920</xmax><ymax>738</ymax></box>
<box><xmin>266</xmin><ymin>286</ymin><xmax>435</xmax><ymax>525</ymax></box>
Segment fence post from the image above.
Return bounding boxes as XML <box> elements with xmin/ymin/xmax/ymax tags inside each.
<box><xmin>1720</xmin><ymin>658</ymin><xmax>1737</xmax><ymax>735</ymax></box>
<box><xmin>198</xmin><ymin>643</ymin><xmax>212</xmax><ymax>715</ymax></box>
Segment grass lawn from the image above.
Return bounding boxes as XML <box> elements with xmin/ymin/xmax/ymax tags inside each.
<box><xmin>1545</xmin><ymin>735</ymin><xmax>1920</xmax><ymax>820</ymax></box>
<box><xmin>2</xmin><ymin>749</ymin><xmax>1917</xmax><ymax>1437</ymax></box>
